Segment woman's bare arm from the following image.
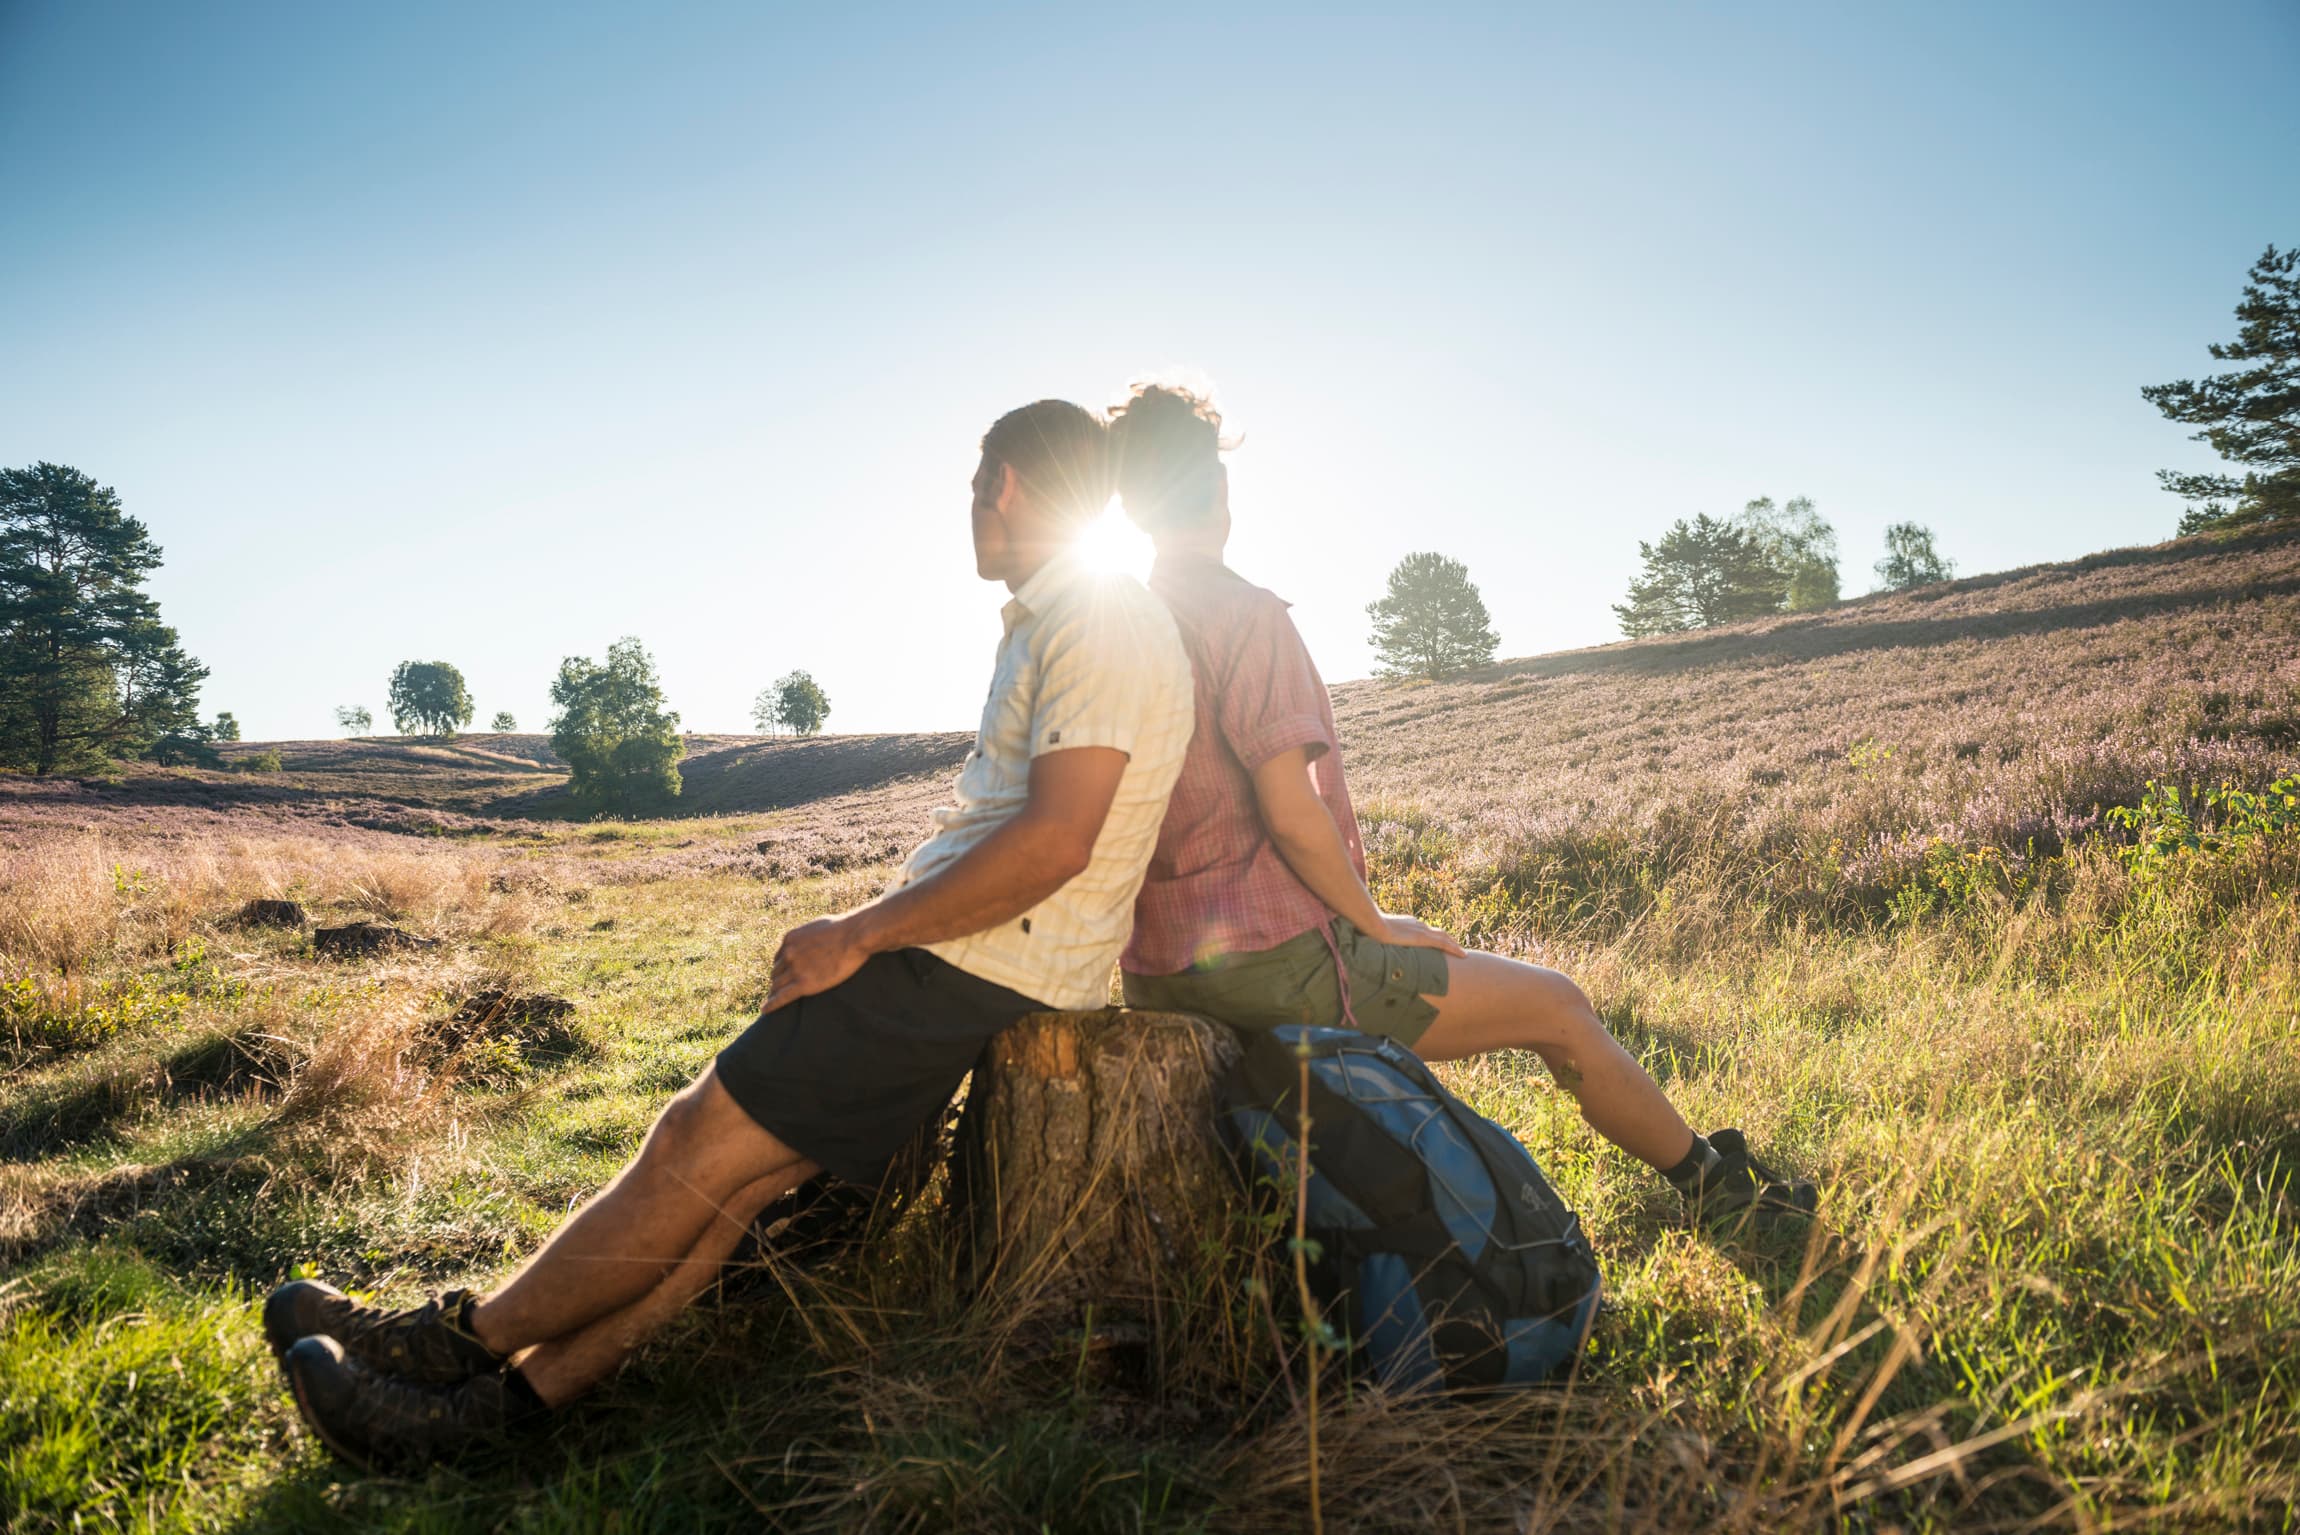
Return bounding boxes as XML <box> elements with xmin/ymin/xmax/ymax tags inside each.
<box><xmin>1249</xmin><ymin>746</ymin><xmax>1461</xmax><ymax>954</ymax></box>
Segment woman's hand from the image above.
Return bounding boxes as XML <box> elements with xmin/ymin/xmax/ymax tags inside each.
<box><xmin>1380</xmin><ymin>913</ymin><xmax>1465</xmax><ymax>957</ymax></box>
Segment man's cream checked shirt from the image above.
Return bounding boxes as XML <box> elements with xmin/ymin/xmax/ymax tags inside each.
<box><xmin>898</xmin><ymin>549</ymin><xmax>1194</xmax><ymax>1011</ymax></box>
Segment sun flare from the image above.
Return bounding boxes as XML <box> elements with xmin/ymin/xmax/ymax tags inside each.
<box><xmin>1074</xmin><ymin>498</ymin><xmax>1154</xmax><ymax>579</ymax></box>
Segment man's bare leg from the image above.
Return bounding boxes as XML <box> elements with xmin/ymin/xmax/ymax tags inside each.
<box><xmin>1412</xmin><ymin>950</ymin><xmax>1696</xmax><ymax>1170</ymax></box>
<box><xmin>466</xmin><ymin>1067</ymin><xmax>810</xmax><ymax>1357</ymax></box>
<box><xmin>511</xmin><ymin>1166</ymin><xmax>810</xmax><ymax>1405</ymax></box>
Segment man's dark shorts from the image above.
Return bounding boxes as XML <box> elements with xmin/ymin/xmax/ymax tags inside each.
<box><xmin>715</xmin><ymin>948</ymin><xmax>1044</xmax><ymax>1186</ymax></box>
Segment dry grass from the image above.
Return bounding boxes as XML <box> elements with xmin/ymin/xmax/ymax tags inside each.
<box><xmin>0</xmin><ymin>833</ymin><xmax>543</xmax><ymax>981</ymax></box>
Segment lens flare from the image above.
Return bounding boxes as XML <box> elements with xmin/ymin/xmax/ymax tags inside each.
<box><xmin>1074</xmin><ymin>498</ymin><xmax>1153</xmax><ymax>579</ymax></box>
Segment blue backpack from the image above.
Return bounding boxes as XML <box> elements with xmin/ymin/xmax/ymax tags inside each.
<box><xmin>1216</xmin><ymin>1023</ymin><xmax>1602</xmax><ymax>1390</ymax></box>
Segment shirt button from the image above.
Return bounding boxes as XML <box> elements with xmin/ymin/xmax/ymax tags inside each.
<box><xmin>1391</xmin><ymin>969</ymin><xmax>1403</xmax><ymax>981</ymax></box>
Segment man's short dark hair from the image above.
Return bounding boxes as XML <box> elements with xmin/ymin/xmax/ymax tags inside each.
<box><xmin>1108</xmin><ymin>381</ymin><xmax>1226</xmax><ymax>535</ymax></box>
<box><xmin>981</xmin><ymin>400</ymin><xmax>1110</xmax><ymax>525</ymax></box>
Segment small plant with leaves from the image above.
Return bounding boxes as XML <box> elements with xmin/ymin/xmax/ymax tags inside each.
<box><xmin>2108</xmin><ymin>775</ymin><xmax>2300</xmax><ymax>870</ymax></box>
<box><xmin>2</xmin><ymin>972</ymin><xmax>191</xmax><ymax>1058</ymax></box>
<box><xmin>1847</xmin><ymin>738</ymin><xmax>1897</xmax><ymax>777</ymax></box>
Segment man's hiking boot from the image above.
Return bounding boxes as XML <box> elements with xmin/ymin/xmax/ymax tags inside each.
<box><xmin>263</xmin><ymin>1280</ymin><xmax>504</xmax><ymax>1384</ymax></box>
<box><xmin>1676</xmin><ymin>1128</ymin><xmax>1818</xmax><ymax>1229</ymax></box>
<box><xmin>283</xmin><ymin>1335</ymin><xmax>531</xmax><ymax>1472</ymax></box>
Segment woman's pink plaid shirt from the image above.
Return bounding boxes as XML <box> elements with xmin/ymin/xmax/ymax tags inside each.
<box><xmin>1123</xmin><ymin>554</ymin><xmax>1364</xmax><ymax>977</ymax></box>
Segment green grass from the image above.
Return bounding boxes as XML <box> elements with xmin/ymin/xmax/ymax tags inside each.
<box><xmin>0</xmin><ymin>796</ymin><xmax>2295</xmax><ymax>1532</ymax></box>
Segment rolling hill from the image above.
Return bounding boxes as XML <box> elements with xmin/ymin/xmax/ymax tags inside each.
<box><xmin>9</xmin><ymin>526</ymin><xmax>2292</xmax><ymax>892</ymax></box>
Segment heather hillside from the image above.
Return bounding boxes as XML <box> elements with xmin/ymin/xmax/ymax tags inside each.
<box><xmin>1339</xmin><ymin>525</ymin><xmax>2300</xmax><ymax>927</ymax></box>
<box><xmin>0</xmin><ymin>730</ymin><xmax>973</xmax><ymax>881</ymax></box>
<box><xmin>188</xmin><ymin>731</ymin><xmax>974</xmax><ymax>819</ymax></box>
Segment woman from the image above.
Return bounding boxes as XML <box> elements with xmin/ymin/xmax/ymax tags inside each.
<box><xmin>1109</xmin><ymin>382</ymin><xmax>1813</xmax><ymax>1223</ymax></box>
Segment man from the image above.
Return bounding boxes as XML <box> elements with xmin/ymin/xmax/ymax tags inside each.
<box><xmin>1109</xmin><ymin>380</ymin><xmax>1815</xmax><ymax>1222</ymax></box>
<box><xmin>266</xmin><ymin>399</ymin><xmax>1195</xmax><ymax>1469</ymax></box>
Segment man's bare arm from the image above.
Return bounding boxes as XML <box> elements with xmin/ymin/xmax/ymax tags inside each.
<box><xmin>1250</xmin><ymin>746</ymin><xmax>1462</xmax><ymax>955</ymax></box>
<box><xmin>764</xmin><ymin>746</ymin><xmax>1128</xmax><ymax>1010</ymax></box>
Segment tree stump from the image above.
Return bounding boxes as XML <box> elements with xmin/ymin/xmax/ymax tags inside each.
<box><xmin>951</xmin><ymin>1009</ymin><xmax>1239</xmax><ymax>1322</ymax></box>
<box><xmin>235</xmin><ymin>898</ymin><xmax>307</xmax><ymax>929</ymax></box>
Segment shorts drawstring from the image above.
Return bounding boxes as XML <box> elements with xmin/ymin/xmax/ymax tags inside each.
<box><xmin>1320</xmin><ymin>919</ymin><xmax>1364</xmax><ymax>1034</ymax></box>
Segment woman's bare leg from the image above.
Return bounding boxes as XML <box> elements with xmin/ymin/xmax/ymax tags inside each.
<box><xmin>1413</xmin><ymin>951</ymin><xmax>1696</xmax><ymax>1170</ymax></box>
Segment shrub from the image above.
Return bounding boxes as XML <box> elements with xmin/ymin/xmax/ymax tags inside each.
<box><xmin>1</xmin><ymin>972</ymin><xmax>191</xmax><ymax>1059</ymax></box>
<box><xmin>2108</xmin><ymin>775</ymin><xmax>2300</xmax><ymax>871</ymax></box>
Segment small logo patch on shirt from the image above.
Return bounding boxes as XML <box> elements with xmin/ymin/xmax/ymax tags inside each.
<box><xmin>1047</xmin><ymin>729</ymin><xmax>1061</xmax><ymax>744</ymax></box>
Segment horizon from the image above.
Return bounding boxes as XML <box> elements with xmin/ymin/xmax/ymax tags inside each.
<box><xmin>234</xmin><ymin>520</ymin><xmax>2237</xmax><ymax>748</ymax></box>
<box><xmin>3</xmin><ymin>2</ymin><xmax>2295</xmax><ymax>741</ymax></box>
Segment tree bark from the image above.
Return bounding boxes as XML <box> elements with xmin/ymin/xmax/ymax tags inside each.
<box><xmin>951</xmin><ymin>1009</ymin><xmax>1239</xmax><ymax>1322</ymax></box>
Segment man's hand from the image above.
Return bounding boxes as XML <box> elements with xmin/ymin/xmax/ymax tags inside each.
<box><xmin>1381</xmin><ymin>912</ymin><xmax>1465</xmax><ymax>957</ymax></box>
<box><xmin>764</xmin><ymin>915</ymin><xmax>873</xmax><ymax>1013</ymax></box>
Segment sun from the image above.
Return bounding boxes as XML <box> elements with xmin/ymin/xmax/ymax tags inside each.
<box><xmin>1074</xmin><ymin>497</ymin><xmax>1154</xmax><ymax>579</ymax></box>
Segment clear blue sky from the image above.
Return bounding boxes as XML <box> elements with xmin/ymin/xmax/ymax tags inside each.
<box><xmin>3</xmin><ymin>2</ymin><xmax>2294</xmax><ymax>741</ymax></box>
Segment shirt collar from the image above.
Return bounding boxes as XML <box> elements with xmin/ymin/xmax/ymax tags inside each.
<box><xmin>1003</xmin><ymin>547</ymin><xmax>1091</xmax><ymax>629</ymax></box>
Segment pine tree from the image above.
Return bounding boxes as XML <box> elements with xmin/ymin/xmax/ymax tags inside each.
<box><xmin>1614</xmin><ymin>515</ymin><xmax>1787</xmax><ymax>636</ymax></box>
<box><xmin>0</xmin><ymin>462</ymin><xmax>206</xmax><ymax>773</ymax></box>
<box><xmin>2143</xmin><ymin>245</ymin><xmax>2299</xmax><ymax>533</ymax></box>
<box><xmin>1366</xmin><ymin>552</ymin><xmax>1500</xmax><ymax>679</ymax></box>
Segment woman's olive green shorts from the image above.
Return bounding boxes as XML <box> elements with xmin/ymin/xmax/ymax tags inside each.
<box><xmin>1121</xmin><ymin>917</ymin><xmax>1450</xmax><ymax>1045</ymax></box>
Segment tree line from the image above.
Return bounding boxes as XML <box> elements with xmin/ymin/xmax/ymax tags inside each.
<box><xmin>1611</xmin><ymin>500</ymin><xmax>1954</xmax><ymax>639</ymax></box>
<box><xmin>0</xmin><ymin>460</ymin><xmax>833</xmax><ymax>818</ymax></box>
<box><xmin>1364</xmin><ymin>507</ymin><xmax>1957</xmax><ymax>679</ymax></box>
<box><xmin>329</xmin><ymin>655</ymin><xmax>834</xmax><ymax>815</ymax></box>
